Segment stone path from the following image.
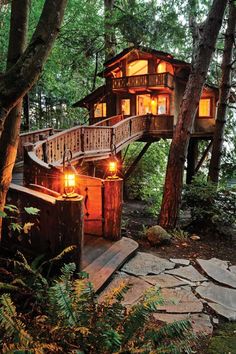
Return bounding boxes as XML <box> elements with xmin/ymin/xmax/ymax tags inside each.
<box><xmin>98</xmin><ymin>252</ymin><xmax>236</xmax><ymax>336</ymax></box>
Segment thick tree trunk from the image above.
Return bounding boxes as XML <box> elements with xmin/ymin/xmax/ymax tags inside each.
<box><xmin>208</xmin><ymin>1</ymin><xmax>236</xmax><ymax>183</ymax></box>
<box><xmin>0</xmin><ymin>0</ymin><xmax>67</xmax><ymax>237</ymax></box>
<box><xmin>0</xmin><ymin>0</ymin><xmax>29</xmax><ymax>237</ymax></box>
<box><xmin>159</xmin><ymin>0</ymin><xmax>227</xmax><ymax>230</ymax></box>
<box><xmin>104</xmin><ymin>0</ymin><xmax>116</xmax><ymax>61</ymax></box>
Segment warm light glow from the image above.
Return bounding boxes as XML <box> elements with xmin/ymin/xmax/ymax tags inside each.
<box><xmin>94</xmin><ymin>103</ymin><xmax>107</xmax><ymax>118</ymax></box>
<box><xmin>121</xmin><ymin>99</ymin><xmax>130</xmax><ymax>115</ymax></box>
<box><xmin>64</xmin><ymin>173</ymin><xmax>76</xmax><ymax>188</ymax></box>
<box><xmin>199</xmin><ymin>98</ymin><xmax>211</xmax><ymax>117</ymax></box>
<box><xmin>157</xmin><ymin>61</ymin><xmax>174</xmax><ymax>75</ymax></box>
<box><xmin>128</xmin><ymin>60</ymin><xmax>148</xmax><ymax>76</ymax></box>
<box><xmin>109</xmin><ymin>161</ymin><xmax>117</xmax><ymax>174</ymax></box>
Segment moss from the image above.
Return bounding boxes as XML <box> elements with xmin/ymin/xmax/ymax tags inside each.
<box><xmin>207</xmin><ymin>323</ymin><xmax>236</xmax><ymax>354</ymax></box>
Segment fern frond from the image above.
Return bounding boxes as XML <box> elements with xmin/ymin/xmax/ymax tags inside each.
<box><xmin>49</xmin><ymin>245</ymin><xmax>77</xmax><ymax>263</ymax></box>
<box><xmin>0</xmin><ymin>294</ymin><xmax>32</xmax><ymax>346</ymax></box>
<box><xmin>49</xmin><ymin>281</ymin><xmax>77</xmax><ymax>326</ymax></box>
<box><xmin>148</xmin><ymin>319</ymin><xmax>192</xmax><ymax>343</ymax></box>
<box><xmin>15</xmin><ymin>250</ymin><xmax>29</xmax><ymax>266</ymax></box>
<box><xmin>0</xmin><ymin>282</ymin><xmax>21</xmax><ymax>292</ymax></box>
<box><xmin>103</xmin><ymin>281</ymin><xmax>130</xmax><ymax>305</ymax></box>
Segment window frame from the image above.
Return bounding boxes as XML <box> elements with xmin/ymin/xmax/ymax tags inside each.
<box><xmin>198</xmin><ymin>97</ymin><xmax>213</xmax><ymax>118</ymax></box>
<box><xmin>94</xmin><ymin>102</ymin><xmax>107</xmax><ymax>118</ymax></box>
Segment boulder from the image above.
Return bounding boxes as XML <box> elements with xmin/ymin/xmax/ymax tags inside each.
<box><xmin>146</xmin><ymin>225</ymin><xmax>172</xmax><ymax>246</ymax></box>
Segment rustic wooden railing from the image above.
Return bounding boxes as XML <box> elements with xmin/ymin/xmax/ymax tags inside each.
<box><xmin>111</xmin><ymin>73</ymin><xmax>174</xmax><ymax>90</ymax></box>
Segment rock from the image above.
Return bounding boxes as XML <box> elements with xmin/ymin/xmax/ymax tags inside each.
<box><xmin>208</xmin><ymin>258</ymin><xmax>229</xmax><ymax>270</ymax></box>
<box><xmin>190</xmin><ymin>235</ymin><xmax>201</xmax><ymax>241</ymax></box>
<box><xmin>196</xmin><ymin>282</ymin><xmax>236</xmax><ymax>311</ymax></box>
<box><xmin>197</xmin><ymin>258</ymin><xmax>236</xmax><ymax>288</ymax></box>
<box><xmin>170</xmin><ymin>258</ymin><xmax>190</xmax><ymax>266</ymax></box>
<box><xmin>229</xmin><ymin>265</ymin><xmax>236</xmax><ymax>274</ymax></box>
<box><xmin>165</xmin><ymin>265</ymin><xmax>207</xmax><ymax>282</ymax></box>
<box><xmin>153</xmin><ymin>313</ymin><xmax>213</xmax><ymax>335</ymax></box>
<box><xmin>145</xmin><ymin>225</ymin><xmax>172</xmax><ymax>246</ymax></box>
<box><xmin>141</xmin><ymin>274</ymin><xmax>189</xmax><ymax>288</ymax></box>
<box><xmin>121</xmin><ymin>252</ymin><xmax>175</xmax><ymax>276</ymax></box>
<box><xmin>156</xmin><ymin>286</ymin><xmax>203</xmax><ymax>313</ymax></box>
<box><xmin>208</xmin><ymin>303</ymin><xmax>236</xmax><ymax>321</ymax></box>
<box><xmin>98</xmin><ymin>274</ymin><xmax>151</xmax><ymax>306</ymax></box>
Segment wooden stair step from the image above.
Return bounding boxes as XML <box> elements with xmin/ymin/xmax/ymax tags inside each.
<box><xmin>83</xmin><ymin>237</ymin><xmax>138</xmax><ymax>292</ymax></box>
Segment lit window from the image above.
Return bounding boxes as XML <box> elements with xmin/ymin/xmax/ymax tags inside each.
<box><xmin>128</xmin><ymin>60</ymin><xmax>148</xmax><ymax>76</ymax></box>
<box><xmin>157</xmin><ymin>61</ymin><xmax>174</xmax><ymax>75</ymax></box>
<box><xmin>121</xmin><ymin>99</ymin><xmax>130</xmax><ymax>115</ymax></box>
<box><xmin>199</xmin><ymin>98</ymin><xmax>211</xmax><ymax>117</ymax></box>
<box><xmin>157</xmin><ymin>96</ymin><xmax>168</xmax><ymax>114</ymax></box>
<box><xmin>94</xmin><ymin>103</ymin><xmax>106</xmax><ymax>118</ymax></box>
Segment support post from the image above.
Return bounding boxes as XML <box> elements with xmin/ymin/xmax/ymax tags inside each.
<box><xmin>124</xmin><ymin>142</ymin><xmax>152</xmax><ymax>180</ymax></box>
<box><xmin>195</xmin><ymin>140</ymin><xmax>213</xmax><ymax>174</ymax></box>
<box><xmin>56</xmin><ymin>195</ymin><xmax>84</xmax><ymax>270</ymax></box>
<box><xmin>186</xmin><ymin>138</ymin><xmax>198</xmax><ymax>184</ymax></box>
<box><xmin>103</xmin><ymin>178</ymin><xmax>123</xmax><ymax>241</ymax></box>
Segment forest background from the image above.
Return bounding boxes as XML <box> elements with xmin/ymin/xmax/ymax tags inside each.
<box><xmin>0</xmin><ymin>0</ymin><xmax>235</xmax><ymax>213</ymax></box>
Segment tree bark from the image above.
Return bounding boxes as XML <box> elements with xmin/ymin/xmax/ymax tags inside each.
<box><xmin>104</xmin><ymin>0</ymin><xmax>116</xmax><ymax>61</ymax></box>
<box><xmin>208</xmin><ymin>1</ymin><xmax>236</xmax><ymax>183</ymax></box>
<box><xmin>0</xmin><ymin>0</ymin><xmax>68</xmax><ymax>237</ymax></box>
<box><xmin>159</xmin><ymin>0</ymin><xmax>227</xmax><ymax>230</ymax></box>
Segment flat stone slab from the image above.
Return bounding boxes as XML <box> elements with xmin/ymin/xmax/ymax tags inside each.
<box><xmin>165</xmin><ymin>265</ymin><xmax>207</xmax><ymax>282</ymax></box>
<box><xmin>121</xmin><ymin>252</ymin><xmax>174</xmax><ymax>276</ymax></box>
<box><xmin>170</xmin><ymin>258</ymin><xmax>190</xmax><ymax>266</ymax></box>
<box><xmin>208</xmin><ymin>303</ymin><xmax>236</xmax><ymax>321</ymax></box>
<box><xmin>196</xmin><ymin>282</ymin><xmax>236</xmax><ymax>311</ymax></box>
<box><xmin>197</xmin><ymin>258</ymin><xmax>236</xmax><ymax>288</ymax></box>
<box><xmin>153</xmin><ymin>313</ymin><xmax>213</xmax><ymax>335</ymax></box>
<box><xmin>208</xmin><ymin>258</ymin><xmax>229</xmax><ymax>270</ymax></box>
<box><xmin>229</xmin><ymin>266</ymin><xmax>236</xmax><ymax>275</ymax></box>
<box><xmin>141</xmin><ymin>274</ymin><xmax>189</xmax><ymax>288</ymax></box>
<box><xmin>156</xmin><ymin>286</ymin><xmax>203</xmax><ymax>313</ymax></box>
<box><xmin>98</xmin><ymin>274</ymin><xmax>151</xmax><ymax>306</ymax></box>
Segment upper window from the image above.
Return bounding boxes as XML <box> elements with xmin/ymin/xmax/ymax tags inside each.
<box><xmin>121</xmin><ymin>99</ymin><xmax>130</xmax><ymax>115</ymax></box>
<box><xmin>199</xmin><ymin>98</ymin><xmax>211</xmax><ymax>117</ymax></box>
<box><xmin>94</xmin><ymin>103</ymin><xmax>106</xmax><ymax>118</ymax></box>
<box><xmin>157</xmin><ymin>61</ymin><xmax>174</xmax><ymax>75</ymax></box>
<box><xmin>128</xmin><ymin>60</ymin><xmax>148</xmax><ymax>76</ymax></box>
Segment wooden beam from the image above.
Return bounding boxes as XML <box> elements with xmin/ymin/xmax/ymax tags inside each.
<box><xmin>186</xmin><ymin>138</ymin><xmax>198</xmax><ymax>184</ymax></box>
<box><xmin>124</xmin><ymin>142</ymin><xmax>153</xmax><ymax>180</ymax></box>
<box><xmin>195</xmin><ymin>140</ymin><xmax>213</xmax><ymax>174</ymax></box>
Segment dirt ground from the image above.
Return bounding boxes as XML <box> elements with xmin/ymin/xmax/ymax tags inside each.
<box><xmin>122</xmin><ymin>200</ymin><xmax>236</xmax><ymax>265</ymax></box>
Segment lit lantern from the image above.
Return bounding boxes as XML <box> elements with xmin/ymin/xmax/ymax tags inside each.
<box><xmin>63</xmin><ymin>164</ymin><xmax>78</xmax><ymax>197</ymax></box>
<box><xmin>107</xmin><ymin>155</ymin><xmax>119</xmax><ymax>179</ymax></box>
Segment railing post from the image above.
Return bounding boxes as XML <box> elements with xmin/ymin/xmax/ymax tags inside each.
<box><xmin>39</xmin><ymin>134</ymin><xmax>48</xmax><ymax>163</ymax></box>
<box><xmin>111</xmin><ymin>127</ymin><xmax>115</xmax><ymax>150</ymax></box>
<box><xmin>23</xmin><ymin>143</ymin><xmax>34</xmax><ymax>186</ymax></box>
<box><xmin>103</xmin><ymin>178</ymin><xmax>123</xmax><ymax>241</ymax></box>
<box><xmin>129</xmin><ymin>118</ymin><xmax>132</xmax><ymax>136</ymax></box>
<box><xmin>56</xmin><ymin>195</ymin><xmax>84</xmax><ymax>270</ymax></box>
<box><xmin>81</xmin><ymin>128</ymin><xmax>85</xmax><ymax>152</ymax></box>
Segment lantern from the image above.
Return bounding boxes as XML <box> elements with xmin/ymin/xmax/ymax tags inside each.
<box><xmin>63</xmin><ymin>149</ymin><xmax>78</xmax><ymax>198</ymax></box>
<box><xmin>107</xmin><ymin>155</ymin><xmax>119</xmax><ymax>179</ymax></box>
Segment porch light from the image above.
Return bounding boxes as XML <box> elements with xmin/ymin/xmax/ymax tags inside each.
<box><xmin>107</xmin><ymin>155</ymin><xmax>119</xmax><ymax>179</ymax></box>
<box><xmin>63</xmin><ymin>149</ymin><xmax>78</xmax><ymax>198</ymax></box>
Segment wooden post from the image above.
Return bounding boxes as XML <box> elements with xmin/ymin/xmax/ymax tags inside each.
<box><xmin>56</xmin><ymin>195</ymin><xmax>84</xmax><ymax>270</ymax></box>
<box><xmin>23</xmin><ymin>143</ymin><xmax>34</xmax><ymax>185</ymax></box>
<box><xmin>103</xmin><ymin>178</ymin><xmax>123</xmax><ymax>241</ymax></box>
<box><xmin>186</xmin><ymin>138</ymin><xmax>198</xmax><ymax>184</ymax></box>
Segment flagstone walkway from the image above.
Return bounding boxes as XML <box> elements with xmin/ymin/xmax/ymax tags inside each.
<box><xmin>99</xmin><ymin>252</ymin><xmax>236</xmax><ymax>336</ymax></box>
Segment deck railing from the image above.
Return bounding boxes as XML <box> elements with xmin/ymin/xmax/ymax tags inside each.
<box><xmin>111</xmin><ymin>73</ymin><xmax>174</xmax><ymax>90</ymax></box>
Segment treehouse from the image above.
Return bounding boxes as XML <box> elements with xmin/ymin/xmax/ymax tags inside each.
<box><xmin>73</xmin><ymin>47</ymin><xmax>218</xmax><ymax>138</ymax></box>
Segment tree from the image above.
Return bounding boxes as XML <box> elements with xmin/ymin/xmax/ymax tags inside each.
<box><xmin>0</xmin><ymin>0</ymin><xmax>68</xmax><ymax>237</ymax></box>
<box><xmin>208</xmin><ymin>0</ymin><xmax>236</xmax><ymax>183</ymax></box>
<box><xmin>104</xmin><ymin>0</ymin><xmax>116</xmax><ymax>60</ymax></box>
<box><xmin>159</xmin><ymin>0</ymin><xmax>228</xmax><ymax>230</ymax></box>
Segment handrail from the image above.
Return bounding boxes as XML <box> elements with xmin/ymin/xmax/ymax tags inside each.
<box><xmin>24</xmin><ymin>114</ymin><xmax>174</xmax><ymax>176</ymax></box>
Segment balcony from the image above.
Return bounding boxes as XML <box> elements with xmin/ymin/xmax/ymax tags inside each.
<box><xmin>110</xmin><ymin>73</ymin><xmax>174</xmax><ymax>91</ymax></box>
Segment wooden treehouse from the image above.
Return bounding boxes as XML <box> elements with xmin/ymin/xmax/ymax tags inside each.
<box><xmin>7</xmin><ymin>47</ymin><xmax>219</xmax><ymax>291</ymax></box>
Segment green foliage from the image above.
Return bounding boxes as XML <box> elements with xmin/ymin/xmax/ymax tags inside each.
<box><xmin>124</xmin><ymin>140</ymin><xmax>169</xmax><ymax>214</ymax></box>
<box><xmin>0</xmin><ymin>260</ymin><xmax>196</xmax><ymax>353</ymax></box>
<box><xmin>181</xmin><ymin>174</ymin><xmax>236</xmax><ymax>236</ymax></box>
<box><xmin>170</xmin><ymin>228</ymin><xmax>190</xmax><ymax>241</ymax></box>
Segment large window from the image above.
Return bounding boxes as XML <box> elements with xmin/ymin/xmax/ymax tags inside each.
<box><xmin>136</xmin><ymin>94</ymin><xmax>169</xmax><ymax>115</ymax></box>
<box><xmin>128</xmin><ymin>60</ymin><xmax>148</xmax><ymax>76</ymax></box>
<box><xmin>199</xmin><ymin>98</ymin><xmax>211</xmax><ymax>117</ymax></box>
<box><xmin>94</xmin><ymin>103</ymin><xmax>106</xmax><ymax>118</ymax></box>
<box><xmin>121</xmin><ymin>99</ymin><xmax>130</xmax><ymax>115</ymax></box>
<box><xmin>157</xmin><ymin>61</ymin><xmax>174</xmax><ymax>75</ymax></box>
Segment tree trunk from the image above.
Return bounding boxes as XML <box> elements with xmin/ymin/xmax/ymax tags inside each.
<box><xmin>104</xmin><ymin>0</ymin><xmax>116</xmax><ymax>61</ymax></box>
<box><xmin>0</xmin><ymin>0</ymin><xmax>68</xmax><ymax>237</ymax></box>
<box><xmin>0</xmin><ymin>0</ymin><xmax>29</xmax><ymax>237</ymax></box>
<box><xmin>159</xmin><ymin>0</ymin><xmax>227</xmax><ymax>230</ymax></box>
<box><xmin>208</xmin><ymin>1</ymin><xmax>236</xmax><ymax>183</ymax></box>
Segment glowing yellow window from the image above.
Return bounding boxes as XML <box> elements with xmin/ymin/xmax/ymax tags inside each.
<box><xmin>94</xmin><ymin>103</ymin><xmax>106</xmax><ymax>118</ymax></box>
<box><xmin>157</xmin><ymin>96</ymin><xmax>168</xmax><ymax>114</ymax></box>
<box><xmin>157</xmin><ymin>62</ymin><xmax>166</xmax><ymax>73</ymax></box>
<box><xmin>121</xmin><ymin>99</ymin><xmax>130</xmax><ymax>115</ymax></box>
<box><xmin>128</xmin><ymin>60</ymin><xmax>148</xmax><ymax>76</ymax></box>
<box><xmin>199</xmin><ymin>98</ymin><xmax>211</xmax><ymax>117</ymax></box>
